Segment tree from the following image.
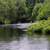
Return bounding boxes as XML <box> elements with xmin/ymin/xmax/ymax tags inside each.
<box><xmin>0</xmin><ymin>0</ymin><xmax>17</xmax><ymax>24</ymax></box>
<box><xmin>36</xmin><ymin>0</ymin><xmax>50</xmax><ymax>20</ymax></box>
<box><xmin>32</xmin><ymin>0</ymin><xmax>50</xmax><ymax>21</ymax></box>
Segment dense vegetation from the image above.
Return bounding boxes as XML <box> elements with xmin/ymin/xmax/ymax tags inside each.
<box><xmin>27</xmin><ymin>18</ymin><xmax>50</xmax><ymax>35</ymax></box>
<box><xmin>0</xmin><ymin>0</ymin><xmax>50</xmax><ymax>38</ymax></box>
<box><xmin>27</xmin><ymin>0</ymin><xmax>50</xmax><ymax>36</ymax></box>
<box><xmin>0</xmin><ymin>0</ymin><xmax>49</xmax><ymax>24</ymax></box>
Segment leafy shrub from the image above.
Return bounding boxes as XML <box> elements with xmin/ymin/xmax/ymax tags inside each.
<box><xmin>27</xmin><ymin>20</ymin><xmax>50</xmax><ymax>36</ymax></box>
<box><xmin>36</xmin><ymin>0</ymin><xmax>50</xmax><ymax>20</ymax></box>
<box><xmin>43</xmin><ymin>26</ymin><xmax>50</xmax><ymax>35</ymax></box>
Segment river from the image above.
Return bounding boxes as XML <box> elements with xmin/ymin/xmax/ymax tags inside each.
<box><xmin>0</xmin><ymin>35</ymin><xmax>49</xmax><ymax>50</ymax></box>
<box><xmin>0</xmin><ymin>23</ymin><xmax>50</xmax><ymax>50</ymax></box>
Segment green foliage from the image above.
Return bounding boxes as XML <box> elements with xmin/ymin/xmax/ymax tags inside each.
<box><xmin>27</xmin><ymin>19</ymin><xmax>50</xmax><ymax>35</ymax></box>
<box><xmin>0</xmin><ymin>0</ymin><xmax>33</xmax><ymax>23</ymax></box>
<box><xmin>32</xmin><ymin>0</ymin><xmax>50</xmax><ymax>21</ymax></box>
<box><xmin>37</xmin><ymin>0</ymin><xmax>50</xmax><ymax>20</ymax></box>
<box><xmin>0</xmin><ymin>0</ymin><xmax>50</xmax><ymax>23</ymax></box>
<box><xmin>43</xmin><ymin>26</ymin><xmax>50</xmax><ymax>35</ymax></box>
<box><xmin>0</xmin><ymin>0</ymin><xmax>17</xmax><ymax>24</ymax></box>
<box><xmin>32</xmin><ymin>3</ymin><xmax>42</xmax><ymax>20</ymax></box>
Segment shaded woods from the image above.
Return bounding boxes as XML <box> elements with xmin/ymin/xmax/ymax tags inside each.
<box><xmin>0</xmin><ymin>0</ymin><xmax>49</xmax><ymax>24</ymax></box>
<box><xmin>0</xmin><ymin>0</ymin><xmax>50</xmax><ymax>37</ymax></box>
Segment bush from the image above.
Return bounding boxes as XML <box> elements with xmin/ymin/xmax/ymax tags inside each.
<box><xmin>27</xmin><ymin>20</ymin><xmax>50</xmax><ymax>36</ymax></box>
<box><xmin>43</xmin><ymin>26</ymin><xmax>50</xmax><ymax>35</ymax></box>
<box><xmin>37</xmin><ymin>0</ymin><xmax>50</xmax><ymax>20</ymax></box>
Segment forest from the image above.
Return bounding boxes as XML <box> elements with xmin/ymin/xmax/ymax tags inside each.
<box><xmin>0</xmin><ymin>0</ymin><xmax>50</xmax><ymax>38</ymax></box>
<box><xmin>0</xmin><ymin>0</ymin><xmax>49</xmax><ymax>24</ymax></box>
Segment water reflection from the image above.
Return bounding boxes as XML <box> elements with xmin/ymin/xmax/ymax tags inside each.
<box><xmin>0</xmin><ymin>27</ymin><xmax>25</xmax><ymax>41</ymax></box>
<box><xmin>0</xmin><ymin>24</ymin><xmax>49</xmax><ymax>50</ymax></box>
<box><xmin>0</xmin><ymin>35</ymin><xmax>49</xmax><ymax>50</ymax></box>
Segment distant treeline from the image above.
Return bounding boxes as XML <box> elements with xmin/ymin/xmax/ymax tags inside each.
<box><xmin>0</xmin><ymin>0</ymin><xmax>50</xmax><ymax>24</ymax></box>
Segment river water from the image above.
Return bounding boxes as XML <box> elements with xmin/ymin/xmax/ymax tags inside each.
<box><xmin>0</xmin><ymin>35</ymin><xmax>49</xmax><ymax>50</ymax></box>
<box><xmin>0</xmin><ymin>23</ymin><xmax>50</xmax><ymax>50</ymax></box>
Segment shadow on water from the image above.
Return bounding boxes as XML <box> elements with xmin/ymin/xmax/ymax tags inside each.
<box><xmin>0</xmin><ymin>26</ymin><xmax>50</xmax><ymax>41</ymax></box>
<box><xmin>0</xmin><ymin>26</ymin><xmax>25</xmax><ymax>41</ymax></box>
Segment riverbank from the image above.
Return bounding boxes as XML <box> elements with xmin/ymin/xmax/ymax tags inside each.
<box><xmin>27</xmin><ymin>19</ymin><xmax>50</xmax><ymax>36</ymax></box>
